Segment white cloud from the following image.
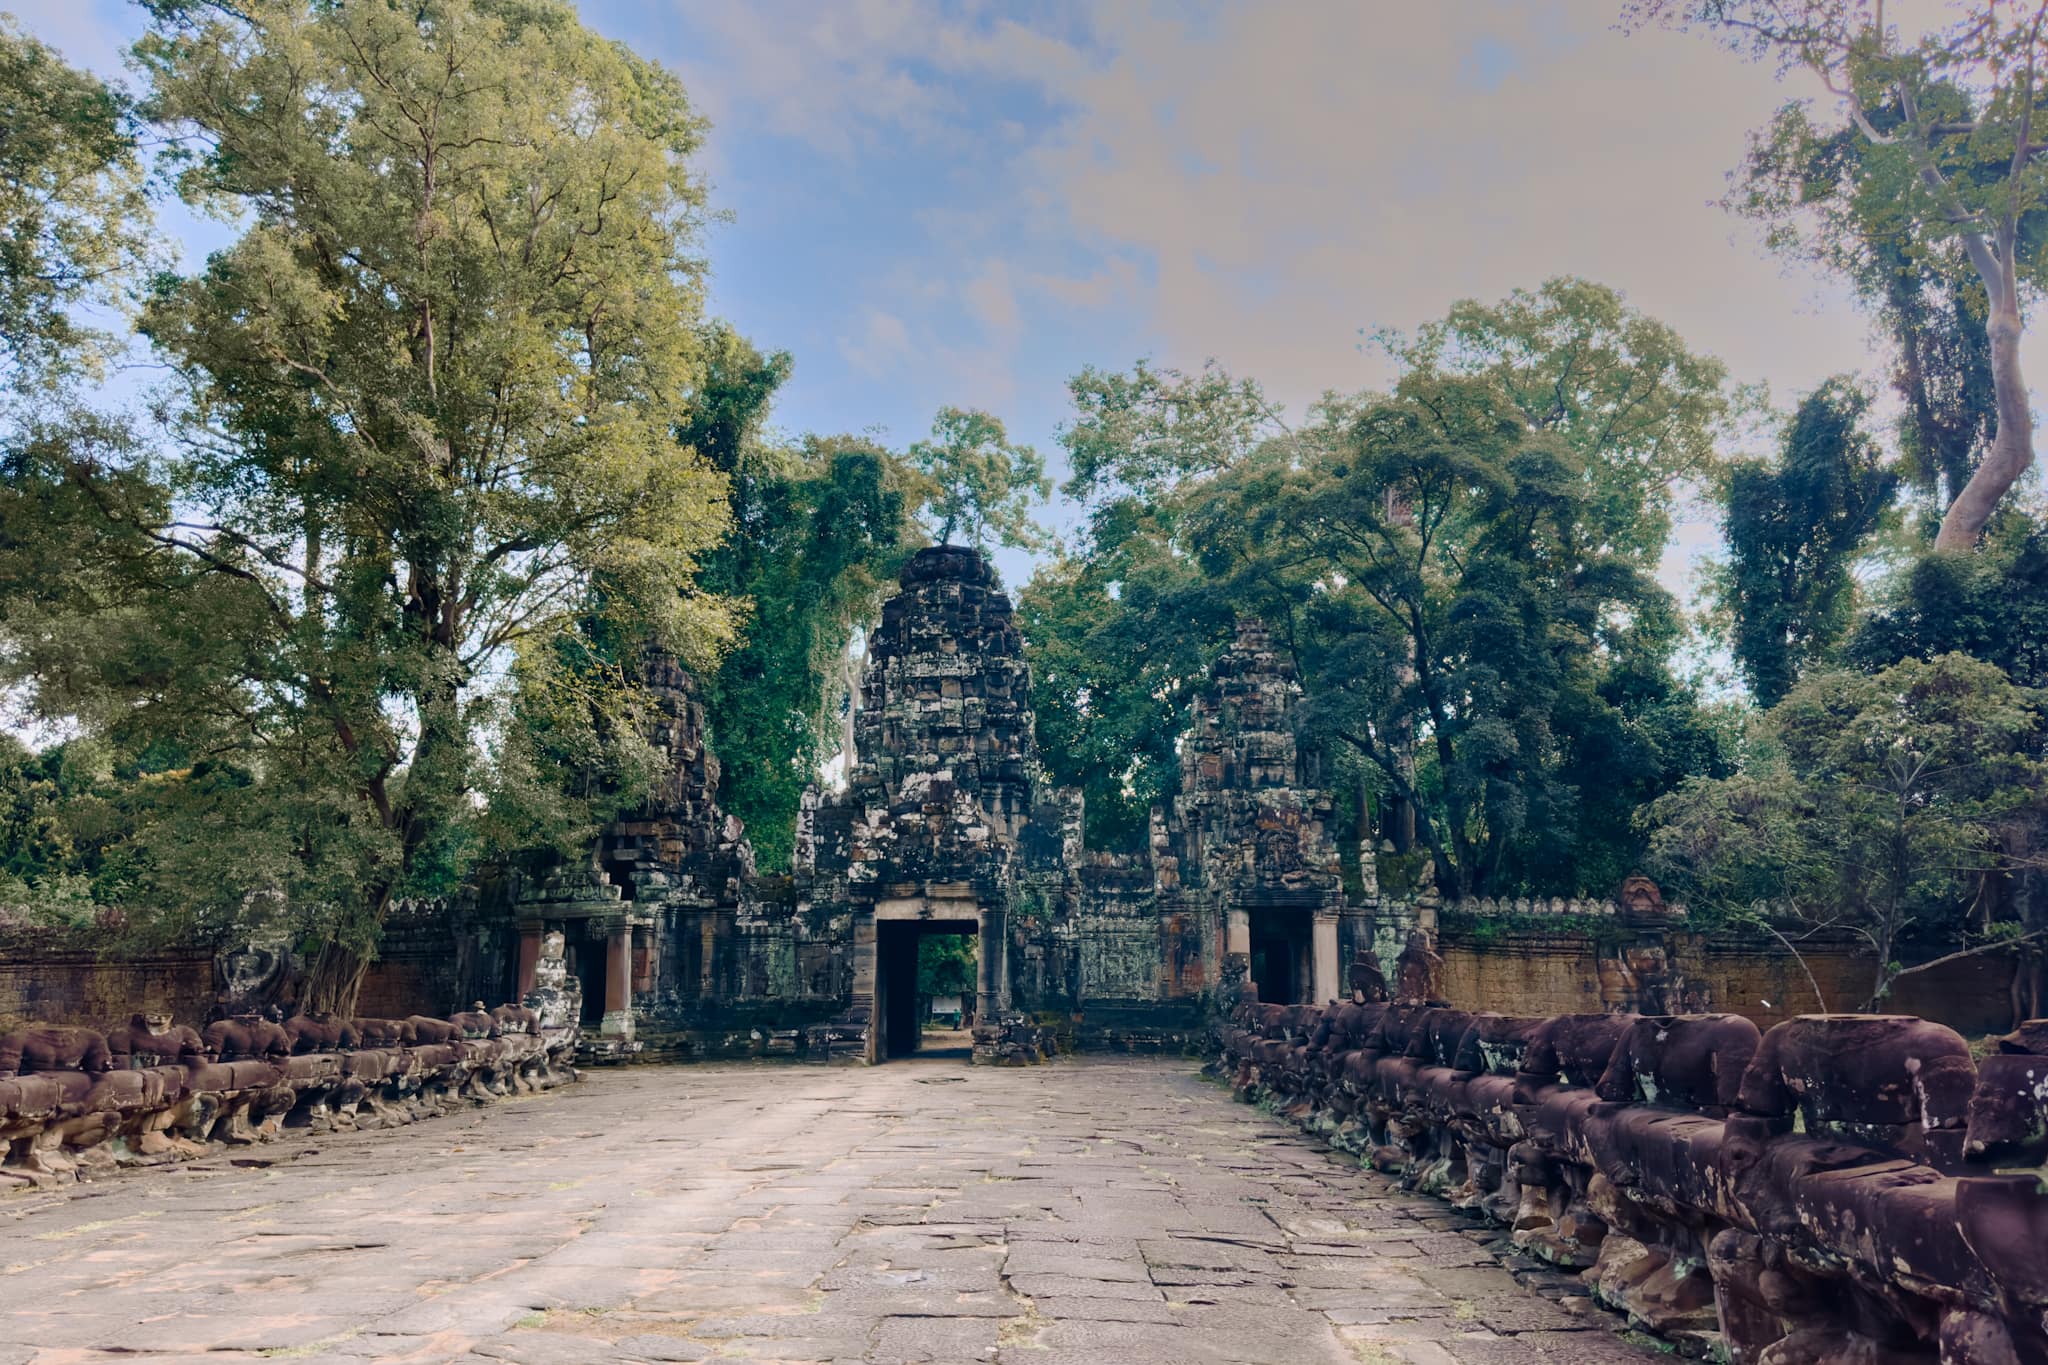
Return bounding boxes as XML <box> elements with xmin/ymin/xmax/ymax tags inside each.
<box><xmin>836</xmin><ymin>308</ymin><xmax>914</xmax><ymax>379</ymax></box>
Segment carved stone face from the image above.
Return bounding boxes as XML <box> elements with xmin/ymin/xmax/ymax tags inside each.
<box><xmin>1620</xmin><ymin>874</ymin><xmax>1664</xmax><ymax>914</ymax></box>
<box><xmin>142</xmin><ymin>1010</ymin><xmax>174</xmax><ymax>1035</ymax></box>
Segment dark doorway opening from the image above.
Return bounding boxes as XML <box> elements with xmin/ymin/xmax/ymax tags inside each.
<box><xmin>875</xmin><ymin>918</ymin><xmax>977</xmax><ymax>1060</ymax></box>
<box><xmin>1249</xmin><ymin>906</ymin><xmax>1313</xmax><ymax>1005</ymax></box>
<box><xmin>569</xmin><ymin>937</ymin><xmax>606</xmax><ymax>1025</ymax></box>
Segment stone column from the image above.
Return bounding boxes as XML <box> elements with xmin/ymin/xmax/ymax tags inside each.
<box><xmin>1312</xmin><ymin>911</ymin><xmax>1340</xmax><ymax>1005</ymax></box>
<box><xmin>514</xmin><ymin>924</ymin><xmax>544</xmax><ymax>1000</ymax></box>
<box><xmin>1226</xmin><ymin>908</ymin><xmax>1251</xmax><ymax>957</ymax></box>
<box><xmin>977</xmin><ymin>906</ymin><xmax>1006</xmax><ymax>1022</ymax></box>
<box><xmin>600</xmin><ymin>921</ymin><xmax>634</xmax><ymax>1039</ymax></box>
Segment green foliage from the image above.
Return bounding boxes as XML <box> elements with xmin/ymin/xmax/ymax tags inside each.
<box><xmin>0</xmin><ymin>18</ymin><xmax>153</xmax><ymax>387</ymax></box>
<box><xmin>1634</xmin><ymin>0</ymin><xmax>2048</xmax><ymax>548</ymax></box>
<box><xmin>1729</xmin><ymin>95</ymin><xmax>2002</xmax><ymax>511</ymax></box>
<box><xmin>1020</xmin><ymin>361</ymin><xmax>1276</xmax><ymax>847</ymax></box>
<box><xmin>1026</xmin><ymin>285</ymin><xmax>1737</xmax><ymax>883</ymax></box>
<box><xmin>916</xmin><ymin>933</ymin><xmax>976</xmax><ymax>1000</ymax></box>
<box><xmin>906</xmin><ymin>407</ymin><xmax>1051</xmax><ymax>551</ymax></box>
<box><xmin>1645</xmin><ymin>653</ymin><xmax>2047</xmax><ymax>1008</ymax></box>
<box><xmin>1851</xmin><ymin>514</ymin><xmax>2048</xmax><ymax>689</ymax></box>
<box><xmin>1715</xmin><ymin>379</ymin><xmax>1898</xmax><ymax>706</ymax></box>
<box><xmin>1061</xmin><ymin>359</ymin><xmax>1277</xmax><ymax>504</ymax></box>
<box><xmin>1</xmin><ymin>0</ymin><xmax>732</xmax><ymax>1003</ymax></box>
<box><xmin>1193</xmin><ymin>371</ymin><xmax>1706</xmax><ymax>898</ymax></box>
<box><xmin>1378</xmin><ymin>276</ymin><xmax>1740</xmax><ymax>566</ymax></box>
<box><xmin>686</xmin><ymin>329</ymin><xmax>920</xmax><ymax>869</ymax></box>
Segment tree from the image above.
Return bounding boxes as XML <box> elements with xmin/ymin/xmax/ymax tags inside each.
<box><xmin>684</xmin><ymin>330</ymin><xmax>920</xmax><ymax>869</ymax></box>
<box><xmin>1</xmin><ymin>0</ymin><xmax>733</xmax><ymax>1012</ymax></box>
<box><xmin>1025</xmin><ymin>287</ymin><xmax>1739</xmax><ymax>870</ymax></box>
<box><xmin>1020</xmin><ymin>361</ymin><xmax>1279</xmax><ymax>848</ymax></box>
<box><xmin>1852</xmin><ymin>513</ymin><xmax>2048</xmax><ymax>687</ymax></box>
<box><xmin>1631</xmin><ymin>0</ymin><xmax>2048</xmax><ymax>549</ymax></box>
<box><xmin>1733</xmin><ymin>104</ymin><xmax>2000</xmax><ymax>513</ymax></box>
<box><xmin>0</xmin><ymin>18</ymin><xmax>152</xmax><ymax>387</ymax></box>
<box><xmin>1646</xmin><ymin>653</ymin><xmax>2048</xmax><ymax>1011</ymax></box>
<box><xmin>906</xmin><ymin>407</ymin><xmax>1051</xmax><ymax>551</ymax></box>
<box><xmin>1716</xmin><ymin>378</ymin><xmax>1897</xmax><ymax>706</ymax></box>
<box><xmin>916</xmin><ymin>933</ymin><xmax>976</xmax><ymax>1001</ymax></box>
<box><xmin>1189</xmin><ymin>374</ymin><xmax>1687</xmax><ymax>899</ymax></box>
<box><xmin>1378</xmin><ymin>276</ymin><xmax>1740</xmax><ymax>566</ymax></box>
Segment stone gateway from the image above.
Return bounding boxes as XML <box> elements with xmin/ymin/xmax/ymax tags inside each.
<box><xmin>504</xmin><ymin>545</ymin><xmax>1367</xmax><ymax>1062</ymax></box>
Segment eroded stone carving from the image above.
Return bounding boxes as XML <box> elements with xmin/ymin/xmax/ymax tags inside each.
<box><xmin>1213</xmin><ymin>1007</ymin><xmax>2048</xmax><ymax>1362</ymax></box>
<box><xmin>0</xmin><ymin>1000</ymin><xmax>579</xmax><ymax>1191</ymax></box>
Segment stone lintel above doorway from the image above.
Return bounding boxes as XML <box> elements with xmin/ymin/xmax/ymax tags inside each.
<box><xmin>874</xmin><ymin>890</ymin><xmax>979</xmax><ymax>922</ymax></box>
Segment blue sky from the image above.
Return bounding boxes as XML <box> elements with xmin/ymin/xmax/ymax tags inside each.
<box><xmin>20</xmin><ymin>0</ymin><xmax>1919</xmax><ymax>593</ymax></box>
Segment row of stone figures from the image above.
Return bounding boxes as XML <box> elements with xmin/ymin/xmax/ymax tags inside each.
<box><xmin>0</xmin><ymin>1001</ymin><xmax>580</xmax><ymax>1190</ymax></box>
<box><xmin>1215</xmin><ymin>968</ymin><xmax>2048</xmax><ymax>1364</ymax></box>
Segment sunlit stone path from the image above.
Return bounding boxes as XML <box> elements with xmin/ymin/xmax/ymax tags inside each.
<box><xmin>0</xmin><ymin>1058</ymin><xmax>1660</xmax><ymax>1365</ymax></box>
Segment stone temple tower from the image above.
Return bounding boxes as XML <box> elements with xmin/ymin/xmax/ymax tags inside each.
<box><xmin>826</xmin><ymin>545</ymin><xmax>1046</xmax><ymax>1058</ymax></box>
<box><xmin>1171</xmin><ymin>619</ymin><xmax>1347</xmax><ymax>1006</ymax></box>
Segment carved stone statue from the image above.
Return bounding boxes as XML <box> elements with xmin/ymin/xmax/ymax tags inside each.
<box><xmin>1394</xmin><ymin>928</ymin><xmax>1446</xmax><ymax>1004</ymax></box>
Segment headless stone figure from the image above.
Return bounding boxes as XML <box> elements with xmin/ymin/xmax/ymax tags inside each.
<box><xmin>1394</xmin><ymin>929</ymin><xmax>1445</xmax><ymax>1004</ymax></box>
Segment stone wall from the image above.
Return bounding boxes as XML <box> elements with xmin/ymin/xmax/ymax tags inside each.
<box><xmin>0</xmin><ymin>927</ymin><xmax>214</xmax><ymax>1029</ymax></box>
<box><xmin>0</xmin><ymin>900</ymin><xmax>505</xmax><ymax>1035</ymax></box>
<box><xmin>1430</xmin><ymin>918</ymin><xmax>2019</xmax><ymax>1037</ymax></box>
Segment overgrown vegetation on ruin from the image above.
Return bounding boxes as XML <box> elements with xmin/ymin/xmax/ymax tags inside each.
<box><xmin>0</xmin><ymin>0</ymin><xmax>2044</xmax><ymax>1014</ymax></box>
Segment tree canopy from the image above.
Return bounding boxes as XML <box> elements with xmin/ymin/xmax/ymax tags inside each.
<box><xmin>1716</xmin><ymin>377</ymin><xmax>1897</xmax><ymax>706</ymax></box>
<box><xmin>0</xmin><ymin>17</ymin><xmax>152</xmax><ymax>388</ymax></box>
<box><xmin>1633</xmin><ymin>0</ymin><xmax>2048</xmax><ymax>548</ymax></box>
<box><xmin>1646</xmin><ymin>653</ymin><xmax>2047</xmax><ymax>1009</ymax></box>
<box><xmin>2</xmin><ymin>0</ymin><xmax>734</xmax><ymax>1009</ymax></box>
<box><xmin>906</xmin><ymin>406</ymin><xmax>1051</xmax><ymax>552</ymax></box>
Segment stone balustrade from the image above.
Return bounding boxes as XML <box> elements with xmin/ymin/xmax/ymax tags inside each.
<box><xmin>0</xmin><ymin>1003</ymin><xmax>578</xmax><ymax>1189</ymax></box>
<box><xmin>1214</xmin><ymin>996</ymin><xmax>2048</xmax><ymax>1364</ymax></box>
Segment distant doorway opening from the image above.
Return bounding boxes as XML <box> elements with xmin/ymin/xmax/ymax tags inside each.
<box><xmin>875</xmin><ymin>919</ymin><xmax>977</xmax><ymax>1060</ymax></box>
<box><xmin>1249</xmin><ymin>906</ymin><xmax>1313</xmax><ymax>1005</ymax></box>
<box><xmin>568</xmin><ymin>936</ymin><xmax>607</xmax><ymax>1025</ymax></box>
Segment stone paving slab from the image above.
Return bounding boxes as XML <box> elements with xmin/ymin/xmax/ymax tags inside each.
<box><xmin>0</xmin><ymin>1057</ymin><xmax>1662</xmax><ymax>1364</ymax></box>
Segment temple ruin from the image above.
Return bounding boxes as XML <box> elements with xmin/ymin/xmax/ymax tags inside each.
<box><xmin>500</xmin><ymin>544</ymin><xmax>1374</xmax><ymax>1063</ymax></box>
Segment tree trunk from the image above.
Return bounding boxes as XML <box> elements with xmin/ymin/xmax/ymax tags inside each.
<box><xmin>1937</xmin><ymin>271</ymin><xmax>2033</xmax><ymax>550</ymax></box>
<box><xmin>302</xmin><ymin>939</ymin><xmax>371</xmax><ymax>1017</ymax></box>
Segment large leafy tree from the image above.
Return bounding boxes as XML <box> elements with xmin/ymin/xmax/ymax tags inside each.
<box><xmin>1852</xmin><ymin>513</ymin><xmax>2048</xmax><ymax>687</ymax></box>
<box><xmin>1</xmin><ymin>0</ymin><xmax>733</xmax><ymax>1011</ymax></box>
<box><xmin>1026</xmin><ymin>283</ymin><xmax>1736</xmax><ymax>873</ymax></box>
<box><xmin>1717</xmin><ymin>378</ymin><xmax>1898</xmax><ymax>706</ymax></box>
<box><xmin>1019</xmin><ymin>361</ymin><xmax>1274</xmax><ymax>847</ymax></box>
<box><xmin>0</xmin><ymin>17</ymin><xmax>152</xmax><ymax>387</ymax></box>
<box><xmin>1191</xmin><ymin>375</ymin><xmax>1701</xmax><ymax>898</ymax></box>
<box><xmin>1646</xmin><ymin>653</ymin><xmax>2048</xmax><ymax>1011</ymax></box>
<box><xmin>1732</xmin><ymin>105</ymin><xmax>1999</xmax><ymax>513</ymax></box>
<box><xmin>1377</xmin><ymin>276</ymin><xmax>1739</xmax><ymax>566</ymax></box>
<box><xmin>683</xmin><ymin>329</ymin><xmax>920</xmax><ymax>869</ymax></box>
<box><xmin>1631</xmin><ymin>0</ymin><xmax>2047</xmax><ymax>549</ymax></box>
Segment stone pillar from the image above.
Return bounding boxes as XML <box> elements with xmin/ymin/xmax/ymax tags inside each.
<box><xmin>1226</xmin><ymin>908</ymin><xmax>1251</xmax><ymax>957</ymax></box>
<box><xmin>514</xmin><ymin>924</ymin><xmax>544</xmax><ymax>1000</ymax></box>
<box><xmin>977</xmin><ymin>906</ymin><xmax>1006</xmax><ymax>1022</ymax></box>
<box><xmin>1312</xmin><ymin>911</ymin><xmax>1340</xmax><ymax>1005</ymax></box>
<box><xmin>600</xmin><ymin>921</ymin><xmax>634</xmax><ymax>1039</ymax></box>
<box><xmin>853</xmin><ymin>913</ymin><xmax>879</xmax><ymax>1064</ymax></box>
<box><xmin>699</xmin><ymin>914</ymin><xmax>718</xmax><ymax>1000</ymax></box>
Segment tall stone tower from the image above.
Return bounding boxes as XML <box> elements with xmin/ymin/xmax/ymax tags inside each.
<box><xmin>830</xmin><ymin>545</ymin><xmax>1047</xmax><ymax>1057</ymax></box>
<box><xmin>1171</xmin><ymin>620</ymin><xmax>1346</xmax><ymax>1005</ymax></box>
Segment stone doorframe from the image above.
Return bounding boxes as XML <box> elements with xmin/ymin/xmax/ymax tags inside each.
<box><xmin>1225</xmin><ymin>904</ymin><xmax>1340</xmax><ymax>1005</ymax></box>
<box><xmin>860</xmin><ymin>890</ymin><xmax>1010</xmax><ymax>1063</ymax></box>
